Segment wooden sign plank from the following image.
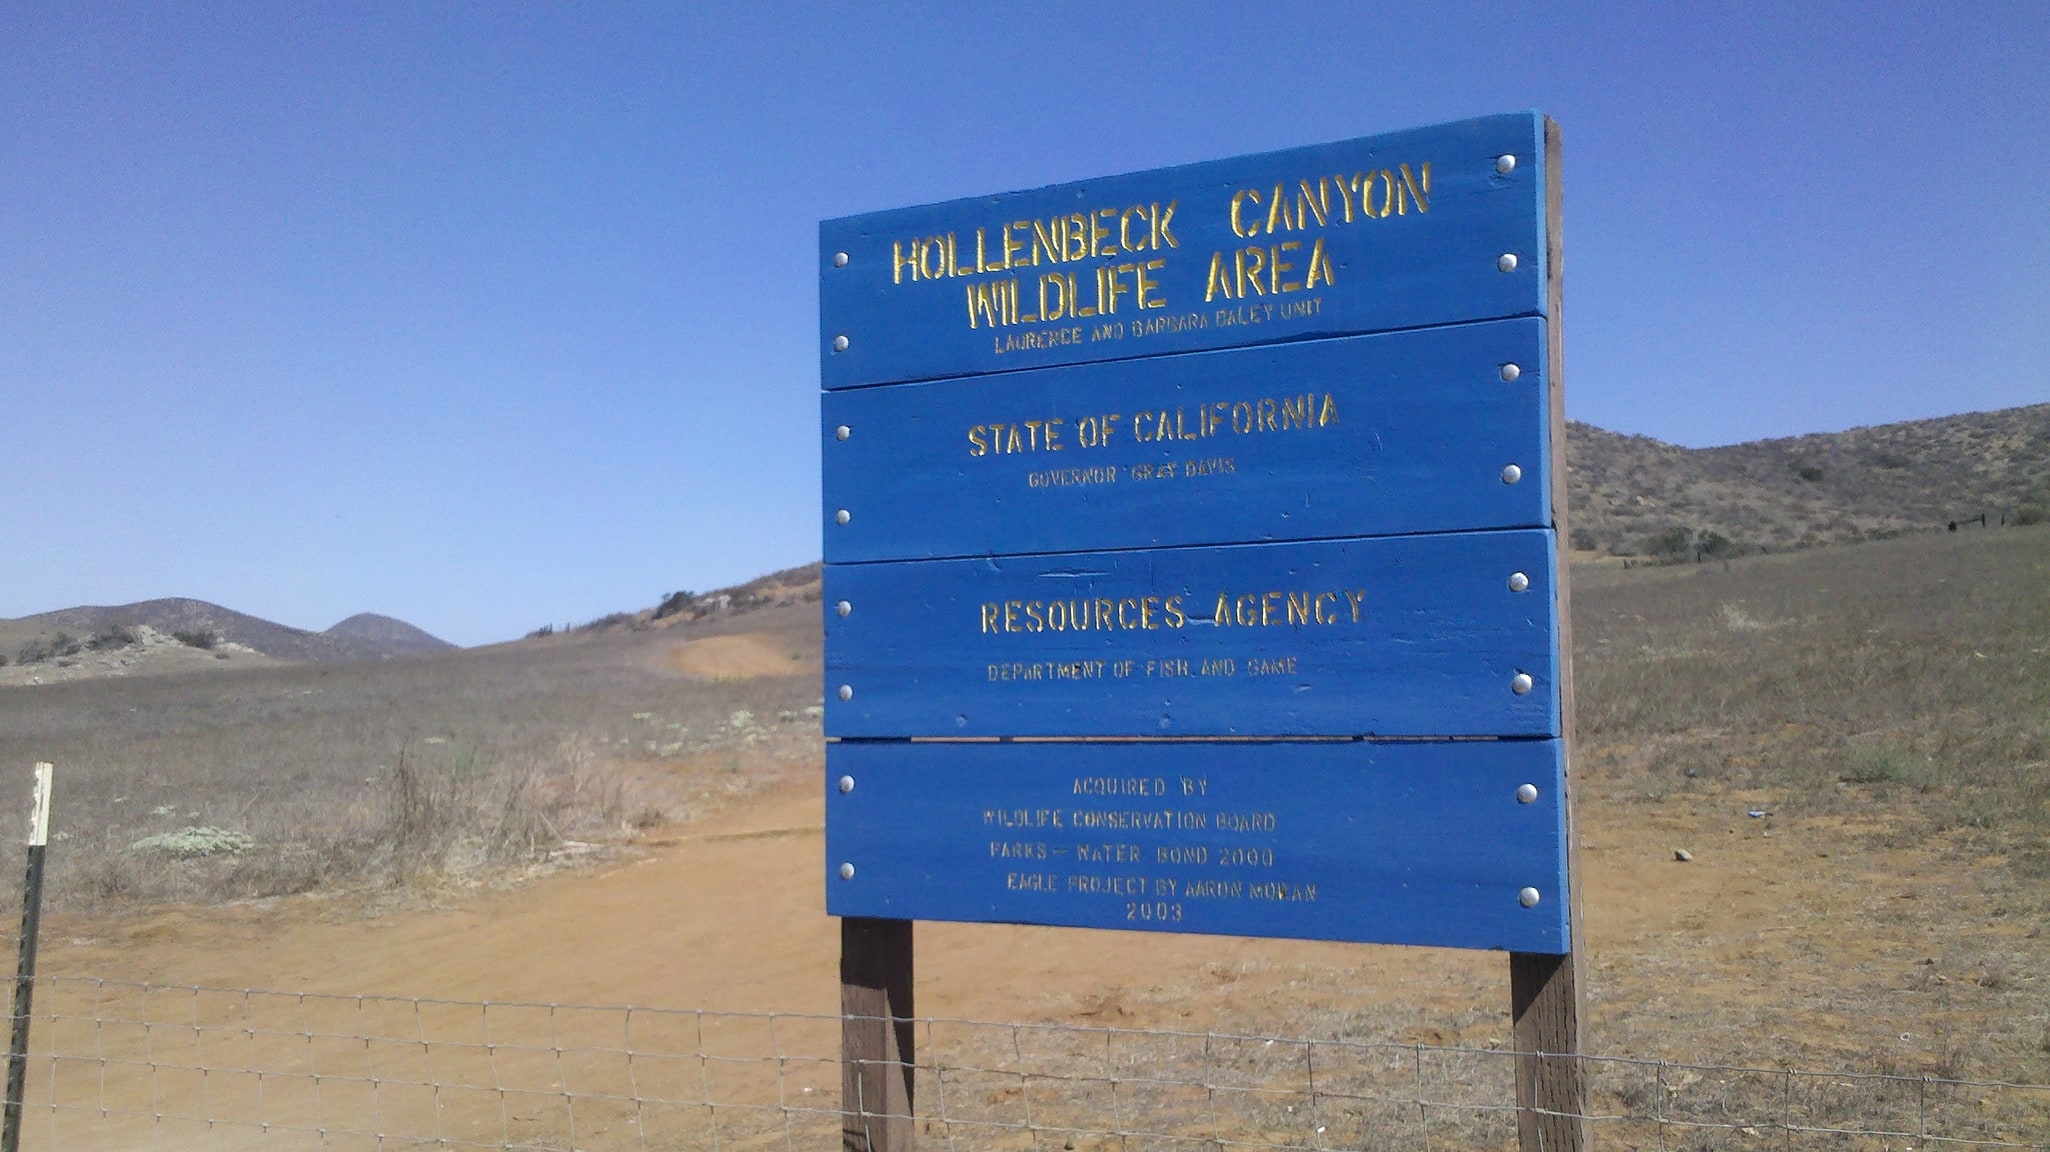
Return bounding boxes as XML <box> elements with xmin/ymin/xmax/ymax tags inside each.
<box><xmin>824</xmin><ymin>530</ymin><xmax>1559</xmax><ymax>739</ymax></box>
<box><xmin>825</xmin><ymin>739</ymin><xmax>1571</xmax><ymax>954</ymax></box>
<box><xmin>821</xmin><ymin>112</ymin><xmax>1546</xmax><ymax>389</ymax></box>
<box><xmin>823</xmin><ymin>318</ymin><xmax>1549</xmax><ymax>563</ymax></box>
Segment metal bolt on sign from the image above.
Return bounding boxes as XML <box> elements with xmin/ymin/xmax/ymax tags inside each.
<box><xmin>836</xmin><ymin>600</ymin><xmax>852</xmax><ymax>616</ymax></box>
<box><xmin>837</xmin><ymin>685</ymin><xmax>853</xmax><ymax>701</ymax></box>
<box><xmin>833</xmin><ymin>251</ymin><xmax>849</xmax><ymax>267</ymax></box>
<box><xmin>1511</xmin><ymin>672</ymin><xmax>1535</xmax><ymax>695</ymax></box>
<box><xmin>1508</xmin><ymin>572</ymin><xmax>1530</xmax><ymax>592</ymax></box>
<box><xmin>839</xmin><ymin>863</ymin><xmax>856</xmax><ymax>880</ymax></box>
<box><xmin>835</xmin><ymin>509</ymin><xmax>851</xmax><ymax>525</ymax></box>
<box><xmin>1518</xmin><ymin>887</ymin><xmax>1542</xmax><ymax>907</ymax></box>
<box><xmin>836</xmin><ymin>424</ymin><xmax>851</xmax><ymax>440</ymax></box>
<box><xmin>839</xmin><ymin>776</ymin><xmax>856</xmax><ymax>794</ymax></box>
<box><xmin>1496</xmin><ymin>154</ymin><xmax>1517</xmax><ymax>174</ymax></box>
<box><xmin>1517</xmin><ymin>784</ymin><xmax>1539</xmax><ymax>804</ymax></box>
<box><xmin>1497</xmin><ymin>253</ymin><xmax>1519</xmax><ymax>272</ymax></box>
<box><xmin>1500</xmin><ymin>362</ymin><xmax>1521</xmax><ymax>382</ymax></box>
<box><xmin>832</xmin><ymin>335</ymin><xmax>850</xmax><ymax>352</ymax></box>
<box><xmin>1501</xmin><ymin>464</ymin><xmax>1523</xmax><ymax>484</ymax></box>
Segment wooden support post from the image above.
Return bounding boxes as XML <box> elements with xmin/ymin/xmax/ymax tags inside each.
<box><xmin>841</xmin><ymin>916</ymin><xmax>914</xmax><ymax>1152</ymax></box>
<box><xmin>1512</xmin><ymin>951</ymin><xmax>1588</xmax><ymax>1151</ymax></box>
<box><xmin>1509</xmin><ymin>116</ymin><xmax>1590</xmax><ymax>1152</ymax></box>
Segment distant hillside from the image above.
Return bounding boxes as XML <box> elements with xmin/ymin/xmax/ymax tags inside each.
<box><xmin>323</xmin><ymin>613</ymin><xmax>455</xmax><ymax>656</ymax></box>
<box><xmin>0</xmin><ymin>598</ymin><xmax>454</xmax><ymax>669</ymax></box>
<box><xmin>564</xmin><ymin>406</ymin><xmax>2049</xmax><ymax>632</ymax></box>
<box><xmin>1566</xmin><ymin>403</ymin><xmax>2048</xmax><ymax>557</ymax></box>
<box><xmin>548</xmin><ymin>563</ymin><xmax>823</xmax><ymax>638</ymax></box>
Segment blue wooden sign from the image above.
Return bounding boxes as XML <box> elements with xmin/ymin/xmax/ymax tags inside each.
<box><xmin>821</xmin><ymin>112</ymin><xmax>1546</xmax><ymax>389</ymax></box>
<box><xmin>826</xmin><ymin>739</ymin><xmax>1570</xmax><ymax>953</ymax></box>
<box><xmin>821</xmin><ymin>112</ymin><xmax>1574</xmax><ymax>957</ymax></box>
<box><xmin>824</xmin><ymin>531</ymin><xmax>1558</xmax><ymax>739</ymax></box>
<box><xmin>822</xmin><ymin>318</ymin><xmax>1550</xmax><ymax>563</ymax></box>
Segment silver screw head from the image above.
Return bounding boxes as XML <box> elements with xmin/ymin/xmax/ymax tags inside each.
<box><xmin>1497</xmin><ymin>253</ymin><xmax>1519</xmax><ymax>273</ymax></box>
<box><xmin>1499</xmin><ymin>362</ymin><xmax>1521</xmax><ymax>383</ymax></box>
<box><xmin>1508</xmin><ymin>572</ymin><xmax>1530</xmax><ymax>593</ymax></box>
<box><xmin>1500</xmin><ymin>464</ymin><xmax>1522</xmax><ymax>485</ymax></box>
<box><xmin>1518</xmin><ymin>886</ymin><xmax>1541</xmax><ymax>907</ymax></box>
<box><xmin>832</xmin><ymin>335</ymin><xmax>850</xmax><ymax>352</ymax></box>
<box><xmin>838</xmin><ymin>862</ymin><xmax>856</xmax><ymax>880</ymax></box>
<box><xmin>833</xmin><ymin>251</ymin><xmax>849</xmax><ymax>267</ymax></box>
<box><xmin>835</xmin><ymin>600</ymin><xmax>851</xmax><ymax>617</ymax></box>
<box><xmin>1496</xmin><ymin>154</ymin><xmax>1517</xmax><ymax>175</ymax></box>
<box><xmin>837</xmin><ymin>684</ymin><xmax>853</xmax><ymax>701</ymax></box>
<box><xmin>835</xmin><ymin>424</ymin><xmax>851</xmax><ymax>441</ymax></box>
<box><xmin>1516</xmin><ymin>783</ymin><xmax>1539</xmax><ymax>804</ymax></box>
<box><xmin>834</xmin><ymin>508</ymin><xmax>851</xmax><ymax>525</ymax></box>
<box><xmin>838</xmin><ymin>775</ymin><xmax>855</xmax><ymax>794</ymax></box>
<box><xmin>1511</xmin><ymin>672</ymin><xmax>1534</xmax><ymax>695</ymax></box>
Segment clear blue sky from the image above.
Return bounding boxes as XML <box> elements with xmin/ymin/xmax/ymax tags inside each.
<box><xmin>3</xmin><ymin>2</ymin><xmax>2045</xmax><ymax>646</ymax></box>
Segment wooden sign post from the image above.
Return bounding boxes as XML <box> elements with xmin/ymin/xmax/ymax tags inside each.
<box><xmin>822</xmin><ymin>112</ymin><xmax>1585</xmax><ymax>1151</ymax></box>
<box><xmin>838</xmin><ymin>917</ymin><xmax>913</xmax><ymax>1151</ymax></box>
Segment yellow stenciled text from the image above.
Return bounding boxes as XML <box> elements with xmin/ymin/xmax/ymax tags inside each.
<box><xmin>1204</xmin><ymin>165</ymin><xmax>1431</xmax><ymax>303</ymax></box>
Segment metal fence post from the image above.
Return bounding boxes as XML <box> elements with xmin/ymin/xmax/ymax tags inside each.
<box><xmin>2</xmin><ymin>763</ymin><xmax>53</xmax><ymax>1152</ymax></box>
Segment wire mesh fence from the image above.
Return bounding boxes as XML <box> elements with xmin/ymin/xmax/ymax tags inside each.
<box><xmin>7</xmin><ymin>976</ymin><xmax>2046</xmax><ymax>1150</ymax></box>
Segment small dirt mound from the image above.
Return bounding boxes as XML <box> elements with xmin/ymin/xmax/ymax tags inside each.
<box><xmin>664</xmin><ymin>633</ymin><xmax>811</xmax><ymax>681</ymax></box>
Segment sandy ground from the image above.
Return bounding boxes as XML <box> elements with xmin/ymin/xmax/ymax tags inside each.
<box><xmin>664</xmin><ymin>634</ymin><xmax>816</xmax><ymax>682</ymax></box>
<box><xmin>20</xmin><ymin>762</ymin><xmax>2048</xmax><ymax>1150</ymax></box>
<box><xmin>43</xmin><ymin>767</ymin><xmax>2039</xmax><ymax>1071</ymax></box>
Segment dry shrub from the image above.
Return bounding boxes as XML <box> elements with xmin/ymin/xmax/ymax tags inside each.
<box><xmin>1841</xmin><ymin>742</ymin><xmax>1939</xmax><ymax>789</ymax></box>
<box><xmin>12</xmin><ymin>737</ymin><xmax>657</xmax><ymax>908</ymax></box>
<box><xmin>382</xmin><ymin>737</ymin><xmax>645</xmax><ymax>881</ymax></box>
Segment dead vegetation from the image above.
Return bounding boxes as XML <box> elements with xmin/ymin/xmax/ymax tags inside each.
<box><xmin>1574</xmin><ymin>523</ymin><xmax>2050</xmax><ymax>872</ymax></box>
<box><xmin>0</xmin><ymin>605</ymin><xmax>825</xmax><ymax>911</ymax></box>
<box><xmin>1566</xmin><ymin>524</ymin><xmax>2050</xmax><ymax>1081</ymax></box>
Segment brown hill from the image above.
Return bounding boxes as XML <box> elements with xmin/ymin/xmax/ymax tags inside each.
<box><xmin>14</xmin><ymin>403</ymin><xmax>2042</xmax><ymax>675</ymax></box>
<box><xmin>0</xmin><ymin>597</ymin><xmax>453</xmax><ymax>671</ymax></box>
<box><xmin>323</xmin><ymin>612</ymin><xmax>456</xmax><ymax>656</ymax></box>
<box><xmin>1566</xmin><ymin>402</ymin><xmax>2050</xmax><ymax>557</ymax></box>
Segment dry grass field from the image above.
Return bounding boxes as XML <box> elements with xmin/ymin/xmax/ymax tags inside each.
<box><xmin>0</xmin><ymin>595</ymin><xmax>823</xmax><ymax>908</ymax></box>
<box><xmin>0</xmin><ymin>523</ymin><xmax>2042</xmax><ymax>1089</ymax></box>
<box><xmin>0</xmin><ymin>524</ymin><xmax>2047</xmax><ymax>1152</ymax></box>
<box><xmin>1568</xmin><ymin>524</ymin><xmax>2050</xmax><ymax>1080</ymax></box>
